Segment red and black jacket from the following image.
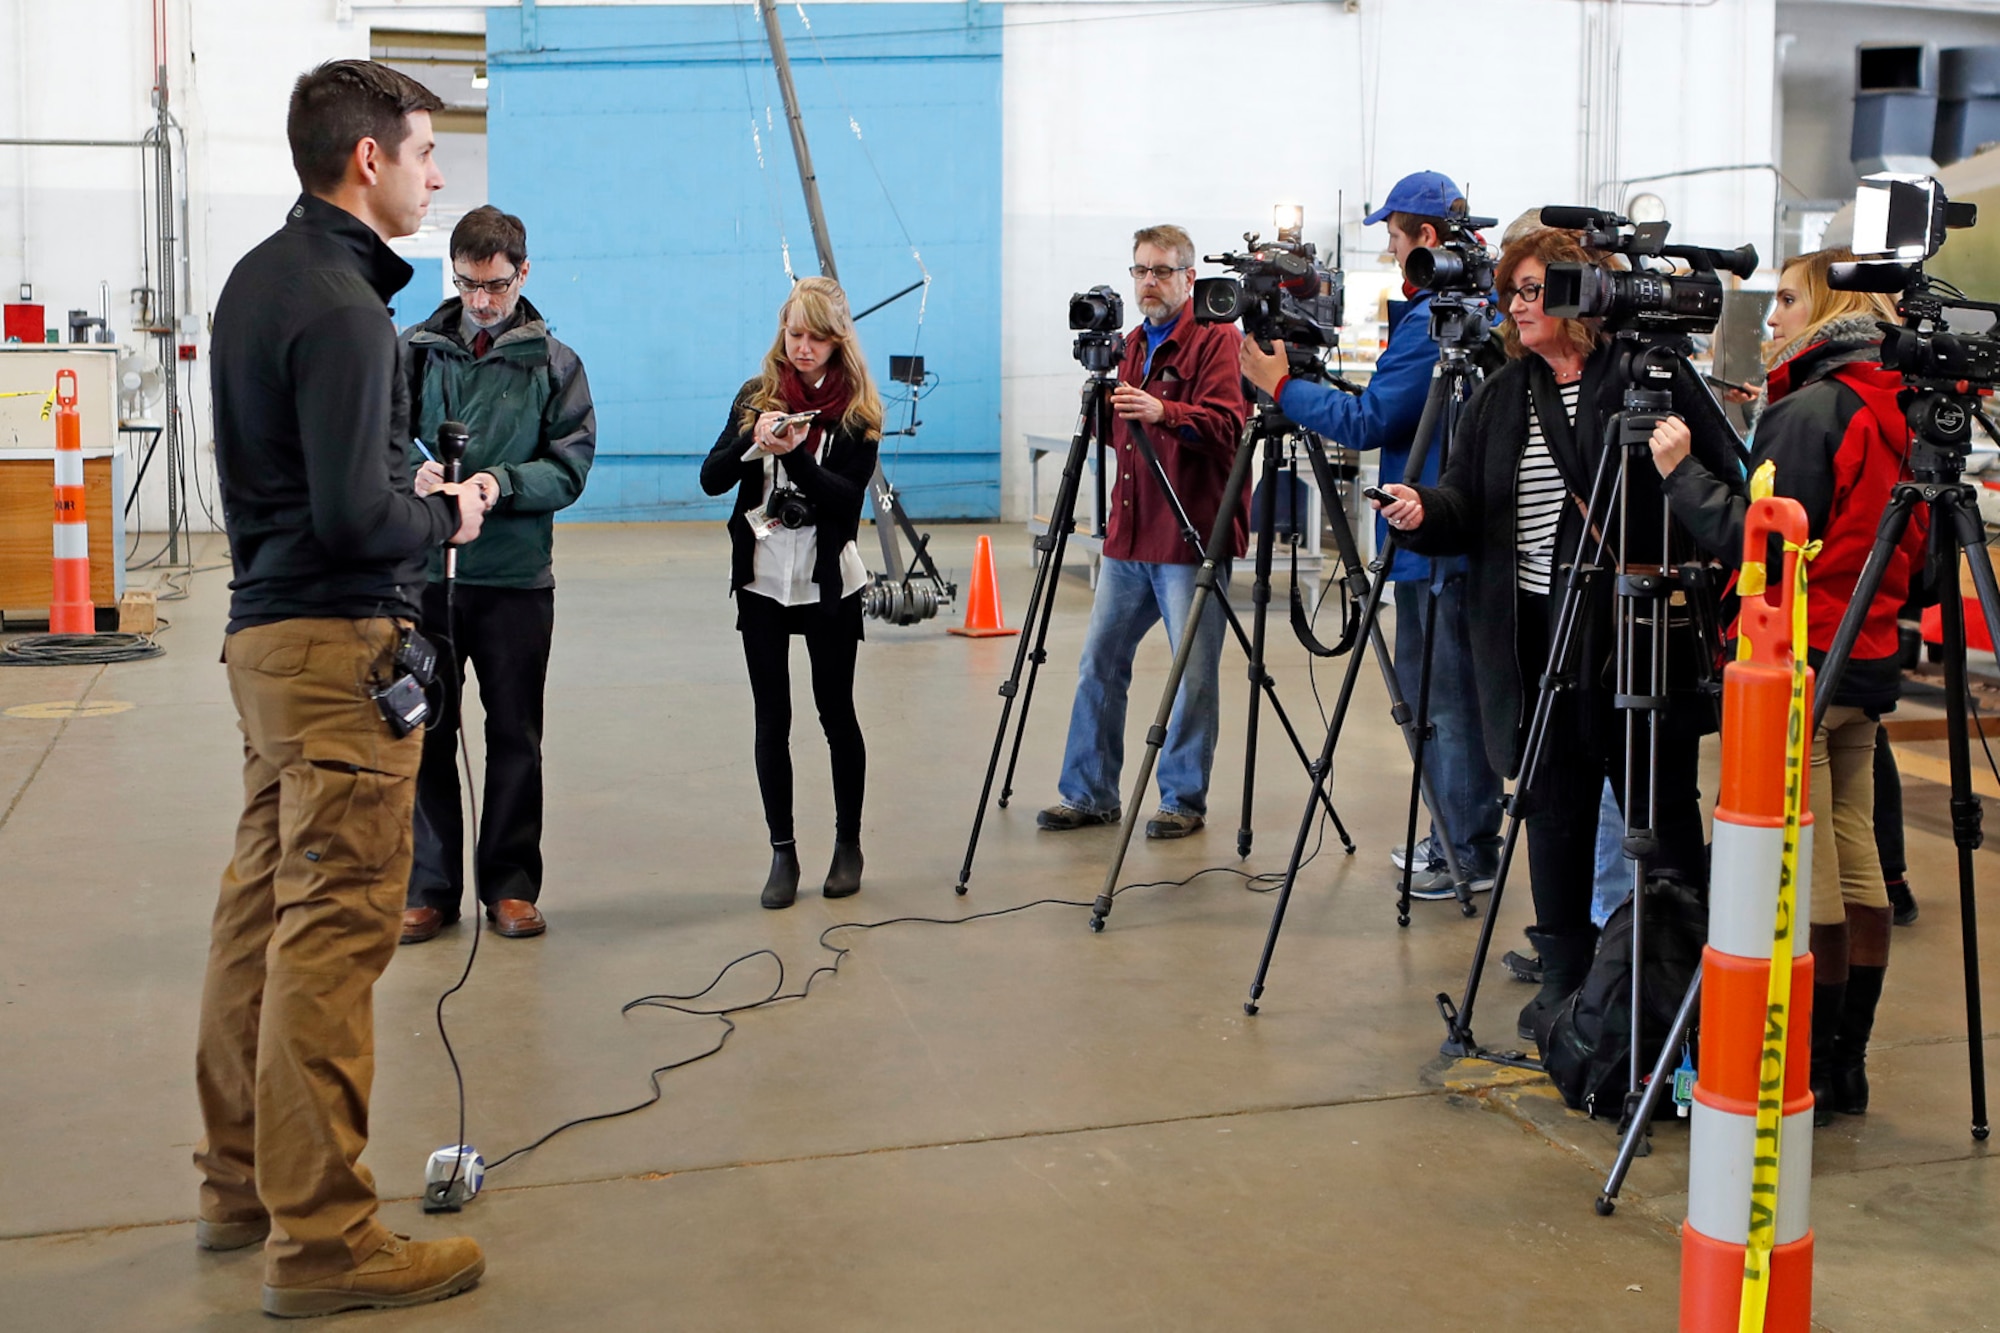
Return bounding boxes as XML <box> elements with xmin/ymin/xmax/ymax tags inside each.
<box><xmin>1660</xmin><ymin>321</ymin><xmax>1926</xmax><ymax>711</ymax></box>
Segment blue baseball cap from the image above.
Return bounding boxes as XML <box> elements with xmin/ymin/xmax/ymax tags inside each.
<box><xmin>1362</xmin><ymin>171</ymin><xmax>1465</xmax><ymax>226</ymax></box>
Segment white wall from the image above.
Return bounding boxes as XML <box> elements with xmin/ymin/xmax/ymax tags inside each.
<box><xmin>4</xmin><ymin>0</ymin><xmax>1783</xmax><ymax>532</ymax></box>
<box><xmin>0</xmin><ymin>0</ymin><xmax>481</xmax><ymax>537</ymax></box>
<box><xmin>1000</xmin><ymin>0</ymin><xmax>1778</xmax><ymax>519</ymax></box>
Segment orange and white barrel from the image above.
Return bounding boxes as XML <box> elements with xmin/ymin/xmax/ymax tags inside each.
<box><xmin>49</xmin><ymin>369</ymin><xmax>94</xmax><ymax>635</ymax></box>
<box><xmin>1680</xmin><ymin>495</ymin><xmax>1816</xmax><ymax>1332</ymax></box>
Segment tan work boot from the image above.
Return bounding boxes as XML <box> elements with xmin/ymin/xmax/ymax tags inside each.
<box><xmin>262</xmin><ymin>1232</ymin><xmax>484</xmax><ymax>1318</ymax></box>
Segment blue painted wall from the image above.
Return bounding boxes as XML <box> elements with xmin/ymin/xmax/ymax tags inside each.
<box><xmin>389</xmin><ymin>256</ymin><xmax>442</xmax><ymax>329</ymax></box>
<box><xmin>486</xmin><ymin>3</ymin><xmax>1002</xmax><ymax>521</ymax></box>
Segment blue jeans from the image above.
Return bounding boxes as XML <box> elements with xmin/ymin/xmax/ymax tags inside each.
<box><xmin>1393</xmin><ymin>573</ymin><xmax>1502</xmax><ymax>870</ymax></box>
<box><xmin>1057</xmin><ymin>555</ymin><xmax>1231</xmax><ymax>818</ymax></box>
<box><xmin>1592</xmin><ymin>778</ymin><xmax>1631</xmax><ymax>927</ymax></box>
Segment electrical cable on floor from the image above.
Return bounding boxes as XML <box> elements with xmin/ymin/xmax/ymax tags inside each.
<box><xmin>476</xmin><ymin>829</ymin><xmax>1337</xmax><ymax>1174</ymax></box>
<box><xmin>1</xmin><ymin>632</ymin><xmax>164</xmax><ymax>665</ymax></box>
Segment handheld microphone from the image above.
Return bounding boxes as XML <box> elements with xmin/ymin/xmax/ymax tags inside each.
<box><xmin>437</xmin><ymin>420</ymin><xmax>469</xmax><ymax>579</ymax></box>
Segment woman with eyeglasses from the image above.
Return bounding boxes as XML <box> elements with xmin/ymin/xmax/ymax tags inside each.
<box><xmin>1372</xmin><ymin>226</ymin><xmax>1744</xmax><ymax>1044</ymax></box>
<box><xmin>700</xmin><ymin>277</ymin><xmax>883</xmax><ymax>909</ymax></box>
<box><xmin>1646</xmin><ymin>247</ymin><xmax>1919</xmax><ymax>1124</ymax></box>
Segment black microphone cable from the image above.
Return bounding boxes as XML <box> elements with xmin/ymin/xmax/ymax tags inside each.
<box><xmin>427</xmin><ymin>420</ymin><xmax>483</xmax><ymax>1210</ymax></box>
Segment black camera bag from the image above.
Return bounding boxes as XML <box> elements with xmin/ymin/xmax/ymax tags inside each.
<box><xmin>1541</xmin><ymin>873</ymin><xmax>1708</xmax><ymax>1120</ymax></box>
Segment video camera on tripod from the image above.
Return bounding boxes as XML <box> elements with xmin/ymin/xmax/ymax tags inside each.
<box><xmin>1192</xmin><ymin>205</ymin><xmax>1344</xmax><ymax>369</ymax></box>
<box><xmin>1829</xmin><ymin>174</ymin><xmax>2000</xmax><ymax>422</ymax></box>
<box><xmin>1539</xmin><ymin>204</ymin><xmax>1759</xmax><ymax>338</ymax></box>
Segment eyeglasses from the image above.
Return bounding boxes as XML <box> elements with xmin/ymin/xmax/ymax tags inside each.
<box><xmin>1129</xmin><ymin>264</ymin><xmax>1189</xmax><ymax>281</ymax></box>
<box><xmin>452</xmin><ymin>270</ymin><xmax>521</xmax><ymax>296</ymax></box>
<box><xmin>1501</xmin><ymin>279</ymin><xmax>1545</xmax><ymax>307</ymax></box>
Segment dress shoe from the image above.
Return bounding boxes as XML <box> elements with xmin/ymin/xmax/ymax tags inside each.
<box><xmin>262</xmin><ymin>1232</ymin><xmax>484</xmax><ymax>1318</ymax></box>
<box><xmin>195</xmin><ymin>1214</ymin><xmax>270</xmax><ymax>1251</ymax></box>
<box><xmin>762</xmin><ymin>844</ymin><xmax>801</xmax><ymax>909</ymax></box>
<box><xmin>823</xmin><ymin>842</ymin><xmax>863</xmax><ymax>898</ymax></box>
<box><xmin>486</xmin><ymin>899</ymin><xmax>546</xmax><ymax>938</ymax></box>
<box><xmin>400</xmin><ymin>907</ymin><xmax>449</xmax><ymax>945</ymax></box>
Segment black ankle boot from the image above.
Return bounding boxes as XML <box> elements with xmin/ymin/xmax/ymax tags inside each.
<box><xmin>823</xmin><ymin>842</ymin><xmax>863</xmax><ymax>899</ymax></box>
<box><xmin>762</xmin><ymin>843</ymin><xmax>801</xmax><ymax>910</ymax></box>
<box><xmin>1811</xmin><ymin>980</ymin><xmax>1846</xmax><ymax>1128</ymax></box>
<box><xmin>1517</xmin><ymin>927</ymin><xmax>1597</xmax><ymax>1045</ymax></box>
<box><xmin>1832</xmin><ymin>964</ymin><xmax>1887</xmax><ymax>1115</ymax></box>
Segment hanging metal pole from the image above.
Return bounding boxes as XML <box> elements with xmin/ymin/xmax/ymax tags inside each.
<box><xmin>758</xmin><ymin>0</ymin><xmax>838</xmax><ymax>281</ymax></box>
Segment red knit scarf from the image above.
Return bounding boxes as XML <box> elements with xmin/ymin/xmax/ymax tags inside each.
<box><xmin>778</xmin><ymin>362</ymin><xmax>851</xmax><ymax>430</ymax></box>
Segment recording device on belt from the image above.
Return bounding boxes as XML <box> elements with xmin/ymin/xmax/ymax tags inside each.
<box><xmin>373</xmin><ymin>623</ymin><xmax>439</xmax><ymax>738</ymax></box>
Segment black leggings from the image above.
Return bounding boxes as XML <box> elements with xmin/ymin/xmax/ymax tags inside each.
<box><xmin>738</xmin><ymin>589</ymin><xmax>866</xmax><ymax>844</ymax></box>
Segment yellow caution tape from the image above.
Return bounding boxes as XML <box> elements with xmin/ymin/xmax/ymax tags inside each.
<box><xmin>1736</xmin><ymin>462</ymin><xmax>1781</xmax><ymax>653</ymax></box>
<box><xmin>39</xmin><ymin>387</ymin><xmax>56</xmax><ymax>420</ymax></box>
<box><xmin>1738</xmin><ymin>534</ymin><xmax>1819</xmax><ymax>1332</ymax></box>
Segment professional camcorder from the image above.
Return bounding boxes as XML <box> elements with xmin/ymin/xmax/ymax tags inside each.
<box><xmin>1539</xmin><ymin>204</ymin><xmax>1758</xmax><ymax>337</ymax></box>
<box><xmin>1193</xmin><ymin>205</ymin><xmax>1344</xmax><ymax>349</ymax></box>
<box><xmin>1829</xmin><ymin>173</ymin><xmax>2000</xmax><ymax>444</ymax></box>
<box><xmin>1404</xmin><ymin>202</ymin><xmax>1500</xmax><ymax>296</ymax></box>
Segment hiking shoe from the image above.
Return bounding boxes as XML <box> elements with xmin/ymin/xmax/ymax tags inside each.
<box><xmin>262</xmin><ymin>1233</ymin><xmax>484</xmax><ymax>1318</ymax></box>
<box><xmin>1145</xmin><ymin>809</ymin><xmax>1205</xmax><ymax>840</ymax></box>
<box><xmin>1389</xmin><ymin>836</ymin><xmax>1443</xmax><ymax>872</ymax></box>
<box><xmin>1037</xmin><ymin>803</ymin><xmax>1119</xmax><ymax>831</ymax></box>
<box><xmin>1887</xmin><ymin>878</ymin><xmax>1918</xmax><ymax>926</ymax></box>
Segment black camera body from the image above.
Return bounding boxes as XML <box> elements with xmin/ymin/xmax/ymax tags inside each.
<box><xmin>768</xmin><ymin>484</ymin><xmax>817</xmax><ymax>530</ymax></box>
<box><xmin>1070</xmin><ymin>285</ymin><xmax>1126</xmax><ymax>376</ymax></box>
<box><xmin>1194</xmin><ymin>230</ymin><xmax>1343</xmax><ymax>350</ymax></box>
<box><xmin>1405</xmin><ymin>206</ymin><xmax>1501</xmax><ymax>297</ymax></box>
<box><xmin>1538</xmin><ymin>206</ymin><xmax>1757</xmax><ymax>338</ymax></box>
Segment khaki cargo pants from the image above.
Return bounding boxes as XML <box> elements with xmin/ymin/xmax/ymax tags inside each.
<box><xmin>193</xmin><ymin>617</ymin><xmax>422</xmax><ymax>1285</ymax></box>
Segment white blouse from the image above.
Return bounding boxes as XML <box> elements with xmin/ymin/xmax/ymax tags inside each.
<box><xmin>741</xmin><ymin>427</ymin><xmax>868</xmax><ymax>607</ymax></box>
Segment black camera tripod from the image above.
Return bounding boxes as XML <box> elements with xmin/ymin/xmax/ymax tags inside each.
<box><xmin>1433</xmin><ymin>335</ymin><xmax>1727</xmax><ymax>1101</ymax></box>
<box><xmin>1089</xmin><ymin>346</ymin><xmax>1472</xmax><ymax>933</ymax></box>
<box><xmin>1238</xmin><ymin>299</ymin><xmax>1500</xmax><ymax>1012</ymax></box>
<box><xmin>954</xmin><ymin>335</ymin><xmax>1350</xmax><ymax>897</ymax></box>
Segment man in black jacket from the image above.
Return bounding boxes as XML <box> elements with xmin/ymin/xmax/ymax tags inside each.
<box><xmin>193</xmin><ymin>60</ymin><xmax>491</xmax><ymax>1319</ymax></box>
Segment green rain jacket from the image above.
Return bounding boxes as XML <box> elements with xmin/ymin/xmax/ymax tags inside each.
<box><xmin>403</xmin><ymin>295</ymin><xmax>596</xmax><ymax>587</ymax></box>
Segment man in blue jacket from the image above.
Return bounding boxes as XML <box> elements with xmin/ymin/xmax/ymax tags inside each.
<box><xmin>1238</xmin><ymin>170</ymin><xmax>1500</xmax><ymax>896</ymax></box>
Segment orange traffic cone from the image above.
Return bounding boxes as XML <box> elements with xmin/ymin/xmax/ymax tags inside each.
<box><xmin>949</xmin><ymin>534</ymin><xmax>1018</xmax><ymax>638</ymax></box>
<box><xmin>49</xmin><ymin>369</ymin><xmax>94</xmax><ymax>636</ymax></box>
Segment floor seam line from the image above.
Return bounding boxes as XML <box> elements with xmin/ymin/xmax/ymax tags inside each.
<box><xmin>0</xmin><ymin>663</ymin><xmax>104</xmax><ymax>838</ymax></box>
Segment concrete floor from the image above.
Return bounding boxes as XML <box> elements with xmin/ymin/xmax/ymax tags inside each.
<box><xmin>1</xmin><ymin>522</ymin><xmax>1994</xmax><ymax>1331</ymax></box>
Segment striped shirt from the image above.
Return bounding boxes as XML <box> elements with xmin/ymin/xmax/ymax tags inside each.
<box><xmin>1515</xmin><ymin>381</ymin><xmax>1581</xmax><ymax>594</ymax></box>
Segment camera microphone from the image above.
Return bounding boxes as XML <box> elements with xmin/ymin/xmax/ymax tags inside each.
<box><xmin>1538</xmin><ymin>205</ymin><xmax>1616</xmax><ymax>231</ymax></box>
<box><xmin>437</xmin><ymin>420</ymin><xmax>469</xmax><ymax>578</ymax></box>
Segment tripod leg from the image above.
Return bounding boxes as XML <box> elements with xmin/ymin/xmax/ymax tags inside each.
<box><xmin>1440</xmin><ymin>434</ymin><xmax>1623</xmax><ymax>1057</ymax></box>
<box><xmin>1598</xmin><ymin>969</ymin><xmax>1701</xmax><ymax>1213</ymax></box>
<box><xmin>1239</xmin><ymin>441</ymin><xmax>1281</xmax><ymax>858</ymax></box>
<box><xmin>1936</xmin><ymin>493</ymin><xmax>1993</xmax><ymax>1140</ymax></box>
<box><xmin>1811</xmin><ymin>486</ymin><xmax>1921</xmax><ymax>733</ymax></box>
<box><xmin>998</xmin><ymin>392</ymin><xmax>1115</xmax><ymax>809</ymax></box>
<box><xmin>1091</xmin><ymin>436</ymin><xmax>1263</xmax><ymax>931</ymax></box>
<box><xmin>954</xmin><ymin>384</ymin><xmax>1100</xmax><ymax>895</ymax></box>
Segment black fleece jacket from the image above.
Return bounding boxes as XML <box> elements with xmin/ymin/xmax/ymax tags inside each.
<box><xmin>212</xmin><ymin>194</ymin><xmax>456</xmax><ymax>630</ymax></box>
<box><xmin>1401</xmin><ymin>341</ymin><xmax>1745</xmax><ymax>777</ymax></box>
<box><xmin>699</xmin><ymin>378</ymin><xmax>880</xmax><ymax>607</ymax></box>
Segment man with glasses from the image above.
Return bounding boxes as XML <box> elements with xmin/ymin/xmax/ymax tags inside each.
<box><xmin>1239</xmin><ymin>170</ymin><xmax>1503</xmax><ymax>900</ymax></box>
<box><xmin>1038</xmin><ymin>224</ymin><xmax>1247</xmax><ymax>839</ymax></box>
<box><xmin>399</xmin><ymin>204</ymin><xmax>596</xmax><ymax>944</ymax></box>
